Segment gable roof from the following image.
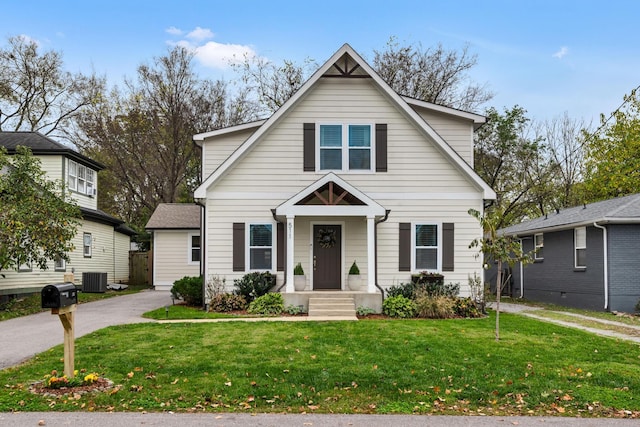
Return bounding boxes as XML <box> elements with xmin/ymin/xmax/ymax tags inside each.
<box><xmin>146</xmin><ymin>203</ymin><xmax>201</xmax><ymax>230</ymax></box>
<box><xmin>0</xmin><ymin>131</ymin><xmax>104</xmax><ymax>170</ymax></box>
<box><xmin>194</xmin><ymin>43</ymin><xmax>495</xmax><ymax>200</ymax></box>
<box><xmin>501</xmin><ymin>193</ymin><xmax>640</xmax><ymax>236</ymax></box>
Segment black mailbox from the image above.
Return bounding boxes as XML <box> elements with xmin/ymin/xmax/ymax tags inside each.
<box><xmin>41</xmin><ymin>283</ymin><xmax>78</xmax><ymax>309</ymax></box>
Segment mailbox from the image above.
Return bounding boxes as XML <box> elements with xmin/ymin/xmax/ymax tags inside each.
<box><xmin>41</xmin><ymin>283</ymin><xmax>78</xmax><ymax>309</ymax></box>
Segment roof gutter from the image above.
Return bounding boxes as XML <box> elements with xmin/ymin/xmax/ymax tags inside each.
<box><xmin>593</xmin><ymin>222</ymin><xmax>608</xmax><ymax>310</ymax></box>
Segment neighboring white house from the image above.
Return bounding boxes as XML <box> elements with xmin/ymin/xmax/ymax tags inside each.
<box><xmin>146</xmin><ymin>203</ymin><xmax>201</xmax><ymax>291</ymax></box>
<box><xmin>191</xmin><ymin>43</ymin><xmax>495</xmax><ymax>312</ymax></box>
<box><xmin>0</xmin><ymin>132</ymin><xmax>135</xmax><ymax>297</ymax></box>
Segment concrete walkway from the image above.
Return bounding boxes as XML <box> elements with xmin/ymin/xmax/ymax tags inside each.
<box><xmin>0</xmin><ymin>289</ymin><xmax>172</xmax><ymax>370</ymax></box>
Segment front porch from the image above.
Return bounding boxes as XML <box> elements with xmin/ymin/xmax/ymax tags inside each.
<box><xmin>282</xmin><ymin>290</ymin><xmax>383</xmax><ymax>314</ymax></box>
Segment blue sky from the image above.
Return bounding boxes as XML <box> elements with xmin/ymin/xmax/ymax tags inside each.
<box><xmin>2</xmin><ymin>0</ymin><xmax>639</xmax><ymax>125</ymax></box>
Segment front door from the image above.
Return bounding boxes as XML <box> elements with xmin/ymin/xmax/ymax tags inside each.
<box><xmin>313</xmin><ymin>224</ymin><xmax>341</xmax><ymax>290</ymax></box>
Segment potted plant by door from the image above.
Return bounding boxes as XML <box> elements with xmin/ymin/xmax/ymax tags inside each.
<box><xmin>293</xmin><ymin>262</ymin><xmax>306</xmax><ymax>291</ymax></box>
<box><xmin>348</xmin><ymin>260</ymin><xmax>362</xmax><ymax>291</ymax></box>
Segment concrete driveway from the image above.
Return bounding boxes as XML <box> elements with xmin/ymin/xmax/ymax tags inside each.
<box><xmin>0</xmin><ymin>290</ymin><xmax>172</xmax><ymax>370</ymax></box>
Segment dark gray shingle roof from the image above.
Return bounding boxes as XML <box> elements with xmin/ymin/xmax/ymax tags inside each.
<box><xmin>501</xmin><ymin>193</ymin><xmax>640</xmax><ymax>235</ymax></box>
<box><xmin>146</xmin><ymin>203</ymin><xmax>201</xmax><ymax>230</ymax></box>
<box><xmin>0</xmin><ymin>131</ymin><xmax>104</xmax><ymax>170</ymax></box>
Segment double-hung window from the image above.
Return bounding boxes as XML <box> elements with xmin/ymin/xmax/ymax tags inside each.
<box><xmin>248</xmin><ymin>224</ymin><xmax>273</xmax><ymax>270</ymax></box>
<box><xmin>54</xmin><ymin>256</ymin><xmax>66</xmax><ymax>271</ymax></box>
<box><xmin>189</xmin><ymin>233</ymin><xmax>201</xmax><ymax>264</ymax></box>
<box><xmin>67</xmin><ymin>160</ymin><xmax>95</xmax><ymax>196</ymax></box>
<box><xmin>414</xmin><ymin>223</ymin><xmax>439</xmax><ymax>271</ymax></box>
<box><xmin>534</xmin><ymin>233</ymin><xmax>544</xmax><ymax>260</ymax></box>
<box><xmin>574</xmin><ymin>227</ymin><xmax>586</xmax><ymax>268</ymax></box>
<box><xmin>319</xmin><ymin>124</ymin><xmax>373</xmax><ymax>171</ymax></box>
<box><xmin>83</xmin><ymin>233</ymin><xmax>92</xmax><ymax>258</ymax></box>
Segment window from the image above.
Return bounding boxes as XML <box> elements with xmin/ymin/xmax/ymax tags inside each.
<box><xmin>534</xmin><ymin>233</ymin><xmax>544</xmax><ymax>260</ymax></box>
<box><xmin>83</xmin><ymin>233</ymin><xmax>92</xmax><ymax>258</ymax></box>
<box><xmin>68</xmin><ymin>160</ymin><xmax>96</xmax><ymax>196</ymax></box>
<box><xmin>574</xmin><ymin>227</ymin><xmax>586</xmax><ymax>268</ymax></box>
<box><xmin>18</xmin><ymin>262</ymin><xmax>32</xmax><ymax>272</ymax></box>
<box><xmin>54</xmin><ymin>256</ymin><xmax>66</xmax><ymax>271</ymax></box>
<box><xmin>189</xmin><ymin>233</ymin><xmax>201</xmax><ymax>264</ymax></box>
<box><xmin>318</xmin><ymin>124</ymin><xmax>372</xmax><ymax>171</ymax></box>
<box><xmin>414</xmin><ymin>224</ymin><xmax>439</xmax><ymax>271</ymax></box>
<box><xmin>248</xmin><ymin>224</ymin><xmax>273</xmax><ymax>270</ymax></box>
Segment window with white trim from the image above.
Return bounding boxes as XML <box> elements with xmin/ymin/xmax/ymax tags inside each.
<box><xmin>413</xmin><ymin>223</ymin><xmax>440</xmax><ymax>271</ymax></box>
<box><xmin>318</xmin><ymin>124</ymin><xmax>373</xmax><ymax>171</ymax></box>
<box><xmin>574</xmin><ymin>227</ymin><xmax>586</xmax><ymax>268</ymax></box>
<box><xmin>189</xmin><ymin>233</ymin><xmax>201</xmax><ymax>264</ymax></box>
<box><xmin>68</xmin><ymin>160</ymin><xmax>96</xmax><ymax>196</ymax></box>
<box><xmin>534</xmin><ymin>233</ymin><xmax>544</xmax><ymax>260</ymax></box>
<box><xmin>54</xmin><ymin>256</ymin><xmax>66</xmax><ymax>271</ymax></box>
<box><xmin>248</xmin><ymin>224</ymin><xmax>273</xmax><ymax>270</ymax></box>
<box><xmin>83</xmin><ymin>233</ymin><xmax>92</xmax><ymax>258</ymax></box>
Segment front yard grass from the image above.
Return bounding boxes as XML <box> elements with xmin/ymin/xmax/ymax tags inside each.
<box><xmin>2</xmin><ymin>313</ymin><xmax>640</xmax><ymax>417</ymax></box>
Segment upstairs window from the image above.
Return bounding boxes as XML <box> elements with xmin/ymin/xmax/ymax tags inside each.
<box><xmin>318</xmin><ymin>124</ymin><xmax>373</xmax><ymax>172</ymax></box>
<box><xmin>574</xmin><ymin>227</ymin><xmax>586</xmax><ymax>268</ymax></box>
<box><xmin>68</xmin><ymin>160</ymin><xmax>96</xmax><ymax>196</ymax></box>
<box><xmin>534</xmin><ymin>233</ymin><xmax>544</xmax><ymax>260</ymax></box>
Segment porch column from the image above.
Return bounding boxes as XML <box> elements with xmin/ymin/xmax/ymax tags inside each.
<box><xmin>367</xmin><ymin>215</ymin><xmax>376</xmax><ymax>293</ymax></box>
<box><xmin>285</xmin><ymin>215</ymin><xmax>295</xmax><ymax>293</ymax></box>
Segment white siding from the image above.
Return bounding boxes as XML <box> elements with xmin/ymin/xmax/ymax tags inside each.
<box><xmin>152</xmin><ymin>230</ymin><xmax>200</xmax><ymax>291</ymax></box>
<box><xmin>38</xmin><ymin>155</ymin><xmax>64</xmax><ymax>183</ymax></box>
<box><xmin>0</xmin><ymin>219</ymin><xmax>130</xmax><ymax>295</ymax></box>
<box><xmin>202</xmin><ymin>77</ymin><xmax>487</xmax><ymax>297</ymax></box>
<box><xmin>202</xmin><ymin>128</ymin><xmax>257</xmax><ymax>178</ymax></box>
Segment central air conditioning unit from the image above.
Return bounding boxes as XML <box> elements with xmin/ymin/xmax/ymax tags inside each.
<box><xmin>82</xmin><ymin>272</ymin><xmax>107</xmax><ymax>293</ymax></box>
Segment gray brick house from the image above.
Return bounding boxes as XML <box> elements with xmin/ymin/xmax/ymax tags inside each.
<box><xmin>498</xmin><ymin>193</ymin><xmax>640</xmax><ymax>313</ymax></box>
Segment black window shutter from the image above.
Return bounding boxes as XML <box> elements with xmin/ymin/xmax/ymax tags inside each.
<box><xmin>399</xmin><ymin>222</ymin><xmax>411</xmax><ymax>271</ymax></box>
<box><xmin>303</xmin><ymin>123</ymin><xmax>315</xmax><ymax>171</ymax></box>
<box><xmin>442</xmin><ymin>223</ymin><xmax>455</xmax><ymax>272</ymax></box>
<box><xmin>232</xmin><ymin>223</ymin><xmax>245</xmax><ymax>272</ymax></box>
<box><xmin>376</xmin><ymin>123</ymin><xmax>387</xmax><ymax>172</ymax></box>
<box><xmin>277</xmin><ymin>222</ymin><xmax>285</xmax><ymax>272</ymax></box>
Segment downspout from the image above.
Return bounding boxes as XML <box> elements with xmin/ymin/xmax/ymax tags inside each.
<box><xmin>195</xmin><ymin>199</ymin><xmax>206</xmax><ymax>310</ymax></box>
<box><xmin>374</xmin><ymin>209</ymin><xmax>392</xmax><ymax>302</ymax></box>
<box><xmin>518</xmin><ymin>238</ymin><xmax>524</xmax><ymax>298</ymax></box>
<box><xmin>593</xmin><ymin>222</ymin><xmax>608</xmax><ymax>310</ymax></box>
<box><xmin>272</xmin><ymin>209</ymin><xmax>287</xmax><ymax>292</ymax></box>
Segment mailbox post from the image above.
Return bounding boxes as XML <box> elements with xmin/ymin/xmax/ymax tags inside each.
<box><xmin>41</xmin><ymin>283</ymin><xmax>78</xmax><ymax>378</ymax></box>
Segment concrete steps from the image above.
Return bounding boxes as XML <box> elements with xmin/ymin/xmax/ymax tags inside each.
<box><xmin>308</xmin><ymin>297</ymin><xmax>357</xmax><ymax>319</ymax></box>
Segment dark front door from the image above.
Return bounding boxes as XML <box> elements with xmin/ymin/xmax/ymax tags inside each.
<box><xmin>313</xmin><ymin>224</ymin><xmax>341</xmax><ymax>290</ymax></box>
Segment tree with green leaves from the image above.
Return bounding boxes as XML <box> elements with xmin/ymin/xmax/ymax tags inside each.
<box><xmin>582</xmin><ymin>88</ymin><xmax>640</xmax><ymax>202</ymax></box>
<box><xmin>0</xmin><ymin>146</ymin><xmax>81</xmax><ymax>276</ymax></box>
<box><xmin>0</xmin><ymin>35</ymin><xmax>101</xmax><ymax>141</ymax></box>
<box><xmin>469</xmin><ymin>206</ymin><xmax>533</xmax><ymax>341</ymax></box>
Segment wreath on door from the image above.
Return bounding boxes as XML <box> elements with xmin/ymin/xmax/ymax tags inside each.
<box><xmin>317</xmin><ymin>228</ymin><xmax>337</xmax><ymax>249</ymax></box>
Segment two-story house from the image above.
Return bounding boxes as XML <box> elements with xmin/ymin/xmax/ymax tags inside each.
<box><xmin>0</xmin><ymin>132</ymin><xmax>135</xmax><ymax>297</ymax></box>
<box><xmin>187</xmin><ymin>44</ymin><xmax>495</xmax><ymax>312</ymax></box>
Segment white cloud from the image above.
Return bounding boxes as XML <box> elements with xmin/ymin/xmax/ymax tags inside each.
<box><xmin>166</xmin><ymin>26</ymin><xmax>257</xmax><ymax>69</ymax></box>
<box><xmin>194</xmin><ymin>41</ymin><xmax>256</xmax><ymax>69</ymax></box>
<box><xmin>166</xmin><ymin>26</ymin><xmax>183</xmax><ymax>36</ymax></box>
<box><xmin>553</xmin><ymin>46</ymin><xmax>569</xmax><ymax>59</ymax></box>
<box><xmin>186</xmin><ymin>26</ymin><xmax>214</xmax><ymax>42</ymax></box>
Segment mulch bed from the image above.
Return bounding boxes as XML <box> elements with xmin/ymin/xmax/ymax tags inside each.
<box><xmin>30</xmin><ymin>377</ymin><xmax>114</xmax><ymax>397</ymax></box>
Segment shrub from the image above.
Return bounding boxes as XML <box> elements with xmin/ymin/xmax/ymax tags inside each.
<box><xmin>386</xmin><ymin>282</ymin><xmax>415</xmax><ymax>299</ymax></box>
<box><xmin>415</xmin><ymin>294</ymin><xmax>456</xmax><ymax>319</ymax></box>
<box><xmin>233</xmin><ymin>272</ymin><xmax>275</xmax><ymax>303</ymax></box>
<box><xmin>453</xmin><ymin>297</ymin><xmax>483</xmax><ymax>318</ymax></box>
<box><xmin>209</xmin><ymin>293</ymin><xmax>247</xmax><ymax>312</ymax></box>
<box><xmin>387</xmin><ymin>280</ymin><xmax>459</xmax><ymax>300</ymax></box>
<box><xmin>294</xmin><ymin>263</ymin><xmax>304</xmax><ymax>275</ymax></box>
<box><xmin>247</xmin><ymin>293</ymin><xmax>284</xmax><ymax>315</ymax></box>
<box><xmin>356</xmin><ymin>306</ymin><xmax>376</xmax><ymax>316</ymax></box>
<box><xmin>382</xmin><ymin>295</ymin><xmax>417</xmax><ymax>318</ymax></box>
<box><xmin>171</xmin><ymin>276</ymin><xmax>203</xmax><ymax>306</ymax></box>
<box><xmin>349</xmin><ymin>261</ymin><xmax>360</xmax><ymax>275</ymax></box>
<box><xmin>285</xmin><ymin>304</ymin><xmax>304</xmax><ymax>315</ymax></box>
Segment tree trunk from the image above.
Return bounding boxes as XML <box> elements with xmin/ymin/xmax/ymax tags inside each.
<box><xmin>495</xmin><ymin>260</ymin><xmax>502</xmax><ymax>341</ymax></box>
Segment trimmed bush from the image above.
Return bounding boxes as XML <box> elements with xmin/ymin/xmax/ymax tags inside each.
<box><xmin>209</xmin><ymin>293</ymin><xmax>247</xmax><ymax>312</ymax></box>
<box><xmin>415</xmin><ymin>294</ymin><xmax>455</xmax><ymax>319</ymax></box>
<box><xmin>247</xmin><ymin>293</ymin><xmax>284</xmax><ymax>315</ymax></box>
<box><xmin>382</xmin><ymin>295</ymin><xmax>417</xmax><ymax>318</ymax></box>
<box><xmin>387</xmin><ymin>280</ymin><xmax>459</xmax><ymax>300</ymax></box>
<box><xmin>233</xmin><ymin>272</ymin><xmax>276</xmax><ymax>303</ymax></box>
<box><xmin>171</xmin><ymin>276</ymin><xmax>203</xmax><ymax>306</ymax></box>
<box><xmin>453</xmin><ymin>297</ymin><xmax>483</xmax><ymax>318</ymax></box>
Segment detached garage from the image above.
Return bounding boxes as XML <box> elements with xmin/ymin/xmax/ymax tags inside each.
<box><xmin>146</xmin><ymin>203</ymin><xmax>201</xmax><ymax>291</ymax></box>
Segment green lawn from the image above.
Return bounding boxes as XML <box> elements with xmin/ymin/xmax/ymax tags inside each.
<box><xmin>2</xmin><ymin>313</ymin><xmax>640</xmax><ymax>417</ymax></box>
